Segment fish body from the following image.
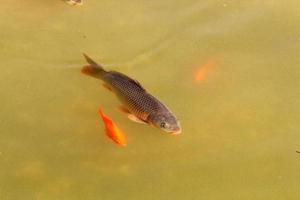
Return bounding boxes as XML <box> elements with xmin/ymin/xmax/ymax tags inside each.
<box><xmin>99</xmin><ymin>109</ymin><xmax>126</xmax><ymax>146</ymax></box>
<box><xmin>82</xmin><ymin>54</ymin><xmax>181</xmax><ymax>134</ymax></box>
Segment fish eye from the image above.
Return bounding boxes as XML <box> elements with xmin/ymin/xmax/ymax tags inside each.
<box><xmin>160</xmin><ymin>122</ymin><xmax>167</xmax><ymax>128</ymax></box>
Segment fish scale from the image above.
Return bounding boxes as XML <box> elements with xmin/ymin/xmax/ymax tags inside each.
<box><xmin>105</xmin><ymin>73</ymin><xmax>164</xmax><ymax>120</ymax></box>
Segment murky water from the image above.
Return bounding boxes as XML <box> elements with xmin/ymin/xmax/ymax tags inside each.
<box><xmin>1</xmin><ymin>0</ymin><xmax>300</xmax><ymax>199</ymax></box>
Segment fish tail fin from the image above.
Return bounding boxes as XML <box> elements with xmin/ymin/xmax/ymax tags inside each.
<box><xmin>81</xmin><ymin>53</ymin><xmax>107</xmax><ymax>79</ymax></box>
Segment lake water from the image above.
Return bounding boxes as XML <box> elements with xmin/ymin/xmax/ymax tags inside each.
<box><xmin>0</xmin><ymin>0</ymin><xmax>300</xmax><ymax>199</ymax></box>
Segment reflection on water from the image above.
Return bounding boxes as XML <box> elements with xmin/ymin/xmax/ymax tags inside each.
<box><xmin>0</xmin><ymin>0</ymin><xmax>300</xmax><ymax>199</ymax></box>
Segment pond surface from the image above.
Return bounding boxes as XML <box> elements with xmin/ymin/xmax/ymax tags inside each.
<box><xmin>0</xmin><ymin>0</ymin><xmax>299</xmax><ymax>199</ymax></box>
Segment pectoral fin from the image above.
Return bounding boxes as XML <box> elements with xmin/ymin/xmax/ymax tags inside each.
<box><xmin>128</xmin><ymin>114</ymin><xmax>147</xmax><ymax>124</ymax></box>
<box><xmin>117</xmin><ymin>106</ymin><xmax>131</xmax><ymax>114</ymax></box>
<box><xmin>102</xmin><ymin>83</ymin><xmax>112</xmax><ymax>91</ymax></box>
<box><xmin>117</xmin><ymin>106</ymin><xmax>147</xmax><ymax>124</ymax></box>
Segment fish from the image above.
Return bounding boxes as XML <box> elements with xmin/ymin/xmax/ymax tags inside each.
<box><xmin>81</xmin><ymin>54</ymin><xmax>181</xmax><ymax>134</ymax></box>
<box><xmin>195</xmin><ymin>58</ymin><xmax>217</xmax><ymax>82</ymax></box>
<box><xmin>99</xmin><ymin>109</ymin><xmax>127</xmax><ymax>146</ymax></box>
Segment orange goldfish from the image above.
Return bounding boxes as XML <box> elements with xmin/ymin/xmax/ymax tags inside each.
<box><xmin>98</xmin><ymin>109</ymin><xmax>127</xmax><ymax>146</ymax></box>
<box><xmin>195</xmin><ymin>60</ymin><xmax>216</xmax><ymax>82</ymax></box>
<box><xmin>195</xmin><ymin>56</ymin><xmax>221</xmax><ymax>82</ymax></box>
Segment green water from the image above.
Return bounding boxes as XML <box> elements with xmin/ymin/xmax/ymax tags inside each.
<box><xmin>1</xmin><ymin>0</ymin><xmax>300</xmax><ymax>199</ymax></box>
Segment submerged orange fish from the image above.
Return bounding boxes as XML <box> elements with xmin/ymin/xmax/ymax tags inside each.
<box><xmin>195</xmin><ymin>58</ymin><xmax>218</xmax><ymax>82</ymax></box>
<box><xmin>98</xmin><ymin>109</ymin><xmax>127</xmax><ymax>146</ymax></box>
<box><xmin>82</xmin><ymin>54</ymin><xmax>181</xmax><ymax>134</ymax></box>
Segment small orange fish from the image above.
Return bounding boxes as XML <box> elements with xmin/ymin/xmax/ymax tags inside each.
<box><xmin>195</xmin><ymin>57</ymin><xmax>219</xmax><ymax>82</ymax></box>
<box><xmin>98</xmin><ymin>109</ymin><xmax>127</xmax><ymax>146</ymax></box>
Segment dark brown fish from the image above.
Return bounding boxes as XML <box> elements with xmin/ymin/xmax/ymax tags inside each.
<box><xmin>81</xmin><ymin>54</ymin><xmax>181</xmax><ymax>134</ymax></box>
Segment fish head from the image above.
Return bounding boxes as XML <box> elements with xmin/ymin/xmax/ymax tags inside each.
<box><xmin>148</xmin><ymin>112</ymin><xmax>181</xmax><ymax>134</ymax></box>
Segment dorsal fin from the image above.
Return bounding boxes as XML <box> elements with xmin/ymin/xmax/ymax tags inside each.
<box><xmin>127</xmin><ymin>78</ymin><xmax>146</xmax><ymax>91</ymax></box>
<box><xmin>129</xmin><ymin>79</ymin><xmax>144</xmax><ymax>89</ymax></box>
<box><xmin>111</xmin><ymin>71</ymin><xmax>146</xmax><ymax>91</ymax></box>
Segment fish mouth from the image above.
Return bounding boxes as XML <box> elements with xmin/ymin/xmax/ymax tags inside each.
<box><xmin>169</xmin><ymin>128</ymin><xmax>182</xmax><ymax>135</ymax></box>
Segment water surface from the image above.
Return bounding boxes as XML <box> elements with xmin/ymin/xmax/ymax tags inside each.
<box><xmin>0</xmin><ymin>0</ymin><xmax>300</xmax><ymax>199</ymax></box>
